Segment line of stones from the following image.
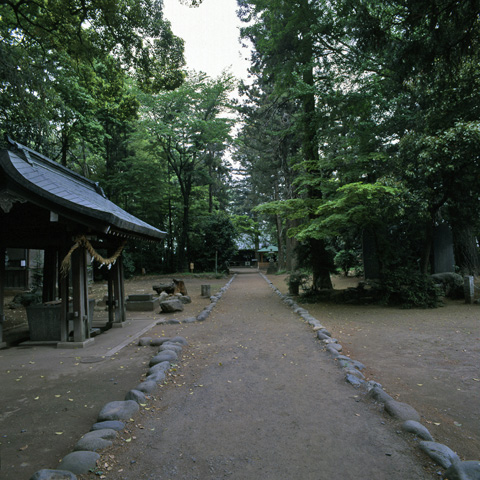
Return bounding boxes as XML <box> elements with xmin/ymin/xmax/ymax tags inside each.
<box><xmin>259</xmin><ymin>273</ymin><xmax>480</xmax><ymax>480</ymax></box>
<box><xmin>29</xmin><ymin>275</ymin><xmax>238</xmax><ymax>480</ymax></box>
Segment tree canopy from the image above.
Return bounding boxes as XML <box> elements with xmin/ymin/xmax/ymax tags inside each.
<box><xmin>2</xmin><ymin>0</ymin><xmax>480</xmax><ymax>298</ymax></box>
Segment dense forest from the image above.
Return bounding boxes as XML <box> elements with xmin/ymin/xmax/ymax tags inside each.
<box><xmin>1</xmin><ymin>0</ymin><xmax>480</xmax><ymax>306</ymax></box>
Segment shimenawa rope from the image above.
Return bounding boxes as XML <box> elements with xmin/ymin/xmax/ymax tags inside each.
<box><xmin>60</xmin><ymin>235</ymin><xmax>126</xmax><ymax>277</ymax></box>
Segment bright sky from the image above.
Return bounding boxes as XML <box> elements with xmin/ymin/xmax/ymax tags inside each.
<box><xmin>162</xmin><ymin>0</ymin><xmax>251</xmax><ymax>81</ymax></box>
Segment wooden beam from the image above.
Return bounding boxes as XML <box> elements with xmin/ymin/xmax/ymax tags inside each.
<box><xmin>0</xmin><ymin>246</ymin><xmax>6</xmax><ymax>348</ymax></box>
<box><xmin>43</xmin><ymin>247</ymin><xmax>57</xmax><ymax>303</ymax></box>
<box><xmin>71</xmin><ymin>247</ymin><xmax>87</xmax><ymax>342</ymax></box>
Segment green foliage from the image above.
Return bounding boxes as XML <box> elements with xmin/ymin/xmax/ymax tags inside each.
<box><xmin>140</xmin><ymin>71</ymin><xmax>236</xmax><ymax>271</ymax></box>
<box><xmin>189</xmin><ymin>213</ymin><xmax>237</xmax><ymax>272</ymax></box>
<box><xmin>285</xmin><ymin>270</ymin><xmax>311</xmax><ymax>295</ymax></box>
<box><xmin>334</xmin><ymin>250</ymin><xmax>359</xmax><ymax>277</ymax></box>
<box><xmin>370</xmin><ymin>268</ymin><xmax>442</xmax><ymax>309</ymax></box>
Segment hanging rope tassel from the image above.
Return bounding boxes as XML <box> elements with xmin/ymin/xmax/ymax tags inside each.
<box><xmin>60</xmin><ymin>235</ymin><xmax>127</xmax><ymax>277</ymax></box>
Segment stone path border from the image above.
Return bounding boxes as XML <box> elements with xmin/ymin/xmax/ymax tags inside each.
<box><xmin>259</xmin><ymin>272</ymin><xmax>480</xmax><ymax>480</ymax></box>
<box><xmin>29</xmin><ymin>272</ymin><xmax>479</xmax><ymax>480</ymax></box>
<box><xmin>29</xmin><ymin>275</ymin><xmax>238</xmax><ymax>480</ymax></box>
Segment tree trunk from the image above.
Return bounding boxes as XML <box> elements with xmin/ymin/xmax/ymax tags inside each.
<box><xmin>301</xmin><ymin>64</ymin><xmax>332</xmax><ymax>290</ymax></box>
<box><xmin>285</xmin><ymin>219</ymin><xmax>299</xmax><ymax>271</ymax></box>
<box><xmin>452</xmin><ymin>223</ymin><xmax>480</xmax><ymax>275</ymax></box>
<box><xmin>420</xmin><ymin>219</ymin><xmax>434</xmax><ymax>275</ymax></box>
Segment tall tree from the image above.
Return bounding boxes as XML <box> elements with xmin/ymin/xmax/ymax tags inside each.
<box><xmin>141</xmin><ymin>72</ymin><xmax>235</xmax><ymax>271</ymax></box>
<box><xmin>238</xmin><ymin>0</ymin><xmax>337</xmax><ymax>288</ymax></box>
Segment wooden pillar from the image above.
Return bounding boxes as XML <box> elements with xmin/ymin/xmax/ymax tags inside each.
<box><xmin>71</xmin><ymin>246</ymin><xmax>88</xmax><ymax>342</ymax></box>
<box><xmin>42</xmin><ymin>247</ymin><xmax>57</xmax><ymax>303</ymax></box>
<box><xmin>0</xmin><ymin>246</ymin><xmax>6</xmax><ymax>348</ymax></box>
<box><xmin>59</xmin><ymin>246</ymin><xmax>69</xmax><ymax>343</ymax></box>
<box><xmin>107</xmin><ymin>268</ymin><xmax>114</xmax><ymax>327</ymax></box>
<box><xmin>112</xmin><ymin>254</ymin><xmax>126</xmax><ymax>324</ymax></box>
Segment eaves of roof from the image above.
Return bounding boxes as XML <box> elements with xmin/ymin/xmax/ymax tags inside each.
<box><xmin>0</xmin><ymin>141</ymin><xmax>166</xmax><ymax>242</ymax></box>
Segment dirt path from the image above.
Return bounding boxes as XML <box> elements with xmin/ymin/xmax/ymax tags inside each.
<box><xmin>267</xmin><ymin>273</ymin><xmax>480</xmax><ymax>463</ymax></box>
<box><xmin>80</xmin><ymin>271</ymin><xmax>435</xmax><ymax>479</ymax></box>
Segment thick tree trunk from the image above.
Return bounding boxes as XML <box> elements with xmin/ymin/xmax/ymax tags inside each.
<box><xmin>452</xmin><ymin>223</ymin><xmax>480</xmax><ymax>275</ymax></box>
<box><xmin>420</xmin><ymin>219</ymin><xmax>434</xmax><ymax>275</ymax></box>
<box><xmin>302</xmin><ymin>65</ymin><xmax>332</xmax><ymax>290</ymax></box>
<box><xmin>285</xmin><ymin>219</ymin><xmax>299</xmax><ymax>272</ymax></box>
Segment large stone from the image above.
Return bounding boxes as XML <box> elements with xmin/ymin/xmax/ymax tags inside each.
<box><xmin>346</xmin><ymin>374</ymin><xmax>365</xmax><ymax>388</ymax></box>
<box><xmin>317</xmin><ymin>331</ymin><xmax>330</xmax><ymax>341</ymax></box>
<box><xmin>326</xmin><ymin>346</ymin><xmax>341</xmax><ymax>356</ymax></box>
<box><xmin>134</xmin><ymin>380</ymin><xmax>157</xmax><ymax>394</ymax></box>
<box><xmin>336</xmin><ymin>356</ymin><xmax>365</xmax><ymax>370</ymax></box>
<box><xmin>150</xmin><ymin>337</ymin><xmax>171</xmax><ymax>346</ymax></box>
<box><xmin>183</xmin><ymin>317</ymin><xmax>197</xmax><ymax>323</ymax></box>
<box><xmin>148</xmin><ymin>361</ymin><xmax>171</xmax><ymax>375</ymax></box>
<box><xmin>384</xmin><ymin>399</ymin><xmax>420</xmax><ymax>422</ymax></box>
<box><xmin>74</xmin><ymin>437</ymin><xmax>112</xmax><ymax>452</ymax></box>
<box><xmin>59</xmin><ymin>451</ymin><xmax>100</xmax><ymax>475</ymax></box>
<box><xmin>91</xmin><ymin>420</ymin><xmax>125</xmax><ymax>432</ymax></box>
<box><xmin>178</xmin><ymin>295</ymin><xmax>192</xmax><ymax>304</ymax></box>
<box><xmin>444</xmin><ymin>461</ymin><xmax>480</xmax><ymax>480</ymax></box>
<box><xmin>419</xmin><ymin>441</ymin><xmax>460</xmax><ymax>469</ymax></box>
<box><xmin>29</xmin><ymin>470</ymin><xmax>77</xmax><ymax>480</ymax></box>
<box><xmin>159</xmin><ymin>343</ymin><xmax>183</xmax><ymax>354</ymax></box>
<box><xmin>159</xmin><ymin>298</ymin><xmax>184</xmax><ymax>313</ymax></box>
<box><xmin>170</xmin><ymin>335</ymin><xmax>189</xmax><ymax>345</ymax></box>
<box><xmin>366</xmin><ymin>385</ymin><xmax>394</xmax><ymax>404</ymax></box>
<box><xmin>401</xmin><ymin>420</ymin><xmax>434</xmax><ymax>441</ymax></box>
<box><xmin>125</xmin><ymin>389</ymin><xmax>147</xmax><ymax>405</ymax></box>
<box><xmin>150</xmin><ymin>350</ymin><xmax>177</xmax><ymax>366</ymax></box>
<box><xmin>146</xmin><ymin>370</ymin><xmax>166</xmax><ymax>384</ymax></box>
<box><xmin>137</xmin><ymin>337</ymin><xmax>152</xmax><ymax>346</ymax></box>
<box><xmin>97</xmin><ymin>400</ymin><xmax>139</xmax><ymax>422</ymax></box>
<box><xmin>74</xmin><ymin>429</ymin><xmax>117</xmax><ymax>452</ymax></box>
<box><xmin>196</xmin><ymin>311</ymin><xmax>210</xmax><ymax>322</ymax></box>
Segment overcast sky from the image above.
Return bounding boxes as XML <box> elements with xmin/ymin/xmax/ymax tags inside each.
<box><xmin>162</xmin><ymin>0</ymin><xmax>251</xmax><ymax>81</ymax></box>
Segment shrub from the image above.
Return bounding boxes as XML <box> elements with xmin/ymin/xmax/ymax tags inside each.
<box><xmin>371</xmin><ymin>268</ymin><xmax>442</xmax><ymax>308</ymax></box>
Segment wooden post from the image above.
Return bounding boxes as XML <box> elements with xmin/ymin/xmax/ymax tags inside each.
<box><xmin>59</xmin><ymin>246</ymin><xmax>69</xmax><ymax>342</ymax></box>
<box><xmin>71</xmin><ymin>246</ymin><xmax>87</xmax><ymax>342</ymax></box>
<box><xmin>0</xmin><ymin>246</ymin><xmax>6</xmax><ymax>348</ymax></box>
<box><xmin>112</xmin><ymin>254</ymin><xmax>126</xmax><ymax>324</ymax></box>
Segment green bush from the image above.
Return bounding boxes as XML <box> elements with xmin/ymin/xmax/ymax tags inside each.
<box><xmin>372</xmin><ymin>268</ymin><xmax>442</xmax><ymax>308</ymax></box>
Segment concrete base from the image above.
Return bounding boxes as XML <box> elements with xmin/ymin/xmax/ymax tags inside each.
<box><xmin>112</xmin><ymin>321</ymin><xmax>130</xmax><ymax>328</ymax></box>
<box><xmin>57</xmin><ymin>338</ymin><xmax>95</xmax><ymax>349</ymax></box>
<box><xmin>0</xmin><ymin>342</ymin><xmax>7</xmax><ymax>349</ymax></box>
<box><xmin>126</xmin><ymin>298</ymin><xmax>159</xmax><ymax>312</ymax></box>
<box><xmin>19</xmin><ymin>340</ymin><xmax>58</xmax><ymax>347</ymax></box>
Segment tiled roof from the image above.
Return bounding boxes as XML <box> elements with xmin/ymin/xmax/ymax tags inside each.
<box><xmin>0</xmin><ymin>140</ymin><xmax>166</xmax><ymax>242</ymax></box>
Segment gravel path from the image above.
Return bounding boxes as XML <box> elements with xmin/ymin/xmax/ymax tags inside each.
<box><xmin>87</xmin><ymin>271</ymin><xmax>434</xmax><ymax>480</ymax></box>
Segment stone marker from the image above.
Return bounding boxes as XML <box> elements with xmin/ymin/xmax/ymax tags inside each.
<box><xmin>201</xmin><ymin>284</ymin><xmax>211</xmax><ymax>297</ymax></box>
